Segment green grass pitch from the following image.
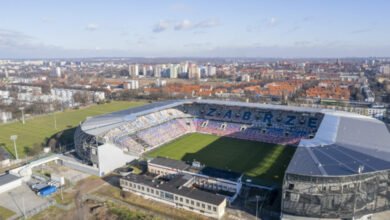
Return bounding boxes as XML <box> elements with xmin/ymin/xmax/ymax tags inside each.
<box><xmin>0</xmin><ymin>101</ymin><xmax>146</xmax><ymax>157</ymax></box>
<box><xmin>147</xmin><ymin>133</ymin><xmax>297</xmax><ymax>187</ymax></box>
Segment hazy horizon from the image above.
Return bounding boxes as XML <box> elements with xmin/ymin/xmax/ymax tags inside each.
<box><xmin>1</xmin><ymin>0</ymin><xmax>390</xmax><ymax>58</ymax></box>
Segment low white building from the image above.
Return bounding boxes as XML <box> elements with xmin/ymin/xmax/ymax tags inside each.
<box><xmin>120</xmin><ymin>173</ymin><xmax>227</xmax><ymax>219</ymax></box>
<box><xmin>124</xmin><ymin>80</ymin><xmax>139</xmax><ymax>90</ymax></box>
<box><xmin>0</xmin><ymin>90</ymin><xmax>9</xmax><ymax>99</ymax></box>
<box><xmin>148</xmin><ymin>157</ymin><xmax>242</xmax><ymax>203</ymax></box>
<box><xmin>51</xmin><ymin>88</ymin><xmax>105</xmax><ymax>107</ymax></box>
<box><xmin>0</xmin><ymin>111</ymin><xmax>12</xmax><ymax>123</ymax></box>
<box><xmin>0</xmin><ymin>174</ymin><xmax>22</xmax><ymax>194</ymax></box>
<box><xmin>156</xmin><ymin>78</ymin><xmax>166</xmax><ymax>87</ymax></box>
<box><xmin>93</xmin><ymin>91</ymin><xmax>106</xmax><ymax>102</ymax></box>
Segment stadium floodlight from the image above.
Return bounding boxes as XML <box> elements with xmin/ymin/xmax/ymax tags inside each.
<box><xmin>19</xmin><ymin>107</ymin><xmax>25</xmax><ymax>124</ymax></box>
<box><xmin>10</xmin><ymin>135</ymin><xmax>19</xmax><ymax>160</ymax></box>
<box><xmin>358</xmin><ymin>165</ymin><xmax>364</xmax><ymax>174</ymax></box>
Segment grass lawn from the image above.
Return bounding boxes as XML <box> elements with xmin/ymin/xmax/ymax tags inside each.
<box><xmin>147</xmin><ymin>133</ymin><xmax>296</xmax><ymax>186</ymax></box>
<box><xmin>0</xmin><ymin>205</ymin><xmax>16</xmax><ymax>219</ymax></box>
<box><xmin>0</xmin><ymin>101</ymin><xmax>146</xmax><ymax>158</ymax></box>
<box><xmin>29</xmin><ymin>206</ymin><xmax>68</xmax><ymax>220</ymax></box>
<box><xmin>54</xmin><ymin>191</ymin><xmax>75</xmax><ymax>206</ymax></box>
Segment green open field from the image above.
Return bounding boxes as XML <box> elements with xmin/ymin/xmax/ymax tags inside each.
<box><xmin>0</xmin><ymin>205</ymin><xmax>15</xmax><ymax>219</ymax></box>
<box><xmin>147</xmin><ymin>133</ymin><xmax>296</xmax><ymax>186</ymax></box>
<box><xmin>0</xmin><ymin>101</ymin><xmax>146</xmax><ymax>158</ymax></box>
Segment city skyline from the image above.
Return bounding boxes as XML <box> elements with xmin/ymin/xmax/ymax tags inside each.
<box><xmin>1</xmin><ymin>0</ymin><xmax>390</xmax><ymax>58</ymax></box>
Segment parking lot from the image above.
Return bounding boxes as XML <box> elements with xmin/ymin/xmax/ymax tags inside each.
<box><xmin>0</xmin><ymin>183</ymin><xmax>50</xmax><ymax>216</ymax></box>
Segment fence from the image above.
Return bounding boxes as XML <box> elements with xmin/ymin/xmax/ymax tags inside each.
<box><xmin>8</xmin><ymin>200</ymin><xmax>56</xmax><ymax>220</ymax></box>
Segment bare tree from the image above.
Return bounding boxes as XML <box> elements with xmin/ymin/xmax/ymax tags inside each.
<box><xmin>73</xmin><ymin>91</ymin><xmax>90</xmax><ymax>105</ymax></box>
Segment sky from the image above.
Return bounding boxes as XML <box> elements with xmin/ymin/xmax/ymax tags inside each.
<box><xmin>0</xmin><ymin>0</ymin><xmax>390</xmax><ymax>58</ymax></box>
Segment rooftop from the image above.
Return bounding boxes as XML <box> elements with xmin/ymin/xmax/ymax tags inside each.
<box><xmin>123</xmin><ymin>173</ymin><xmax>226</xmax><ymax>205</ymax></box>
<box><xmin>149</xmin><ymin>157</ymin><xmax>190</xmax><ymax>171</ymax></box>
<box><xmin>287</xmin><ymin>114</ymin><xmax>390</xmax><ymax>176</ymax></box>
<box><xmin>0</xmin><ymin>173</ymin><xmax>20</xmax><ymax>186</ymax></box>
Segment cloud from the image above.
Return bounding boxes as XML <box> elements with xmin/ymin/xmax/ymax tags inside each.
<box><xmin>193</xmin><ymin>30</ymin><xmax>207</xmax><ymax>35</ymax></box>
<box><xmin>85</xmin><ymin>23</ymin><xmax>99</xmax><ymax>31</ymax></box>
<box><xmin>246</xmin><ymin>25</ymin><xmax>257</xmax><ymax>32</ymax></box>
<box><xmin>294</xmin><ymin>41</ymin><xmax>311</xmax><ymax>46</ymax></box>
<box><xmin>285</xmin><ymin>26</ymin><xmax>301</xmax><ymax>34</ymax></box>
<box><xmin>174</xmin><ymin>19</ymin><xmax>192</xmax><ymax>30</ymax></box>
<box><xmin>41</xmin><ymin>17</ymin><xmax>51</xmax><ymax>23</ymax></box>
<box><xmin>0</xmin><ymin>28</ymin><xmax>67</xmax><ymax>58</ymax></box>
<box><xmin>247</xmin><ymin>17</ymin><xmax>278</xmax><ymax>32</ymax></box>
<box><xmin>0</xmin><ymin>29</ymin><xmax>35</xmax><ymax>47</ymax></box>
<box><xmin>183</xmin><ymin>42</ymin><xmax>211</xmax><ymax>48</ymax></box>
<box><xmin>267</xmin><ymin>17</ymin><xmax>278</xmax><ymax>27</ymax></box>
<box><xmin>170</xmin><ymin>3</ymin><xmax>192</xmax><ymax>12</ymax></box>
<box><xmin>120</xmin><ymin>31</ymin><xmax>128</xmax><ymax>36</ymax></box>
<box><xmin>174</xmin><ymin>18</ymin><xmax>220</xmax><ymax>31</ymax></box>
<box><xmin>136</xmin><ymin>38</ymin><xmax>146</xmax><ymax>46</ymax></box>
<box><xmin>302</xmin><ymin>16</ymin><xmax>314</xmax><ymax>22</ymax></box>
<box><xmin>350</xmin><ymin>28</ymin><xmax>373</xmax><ymax>34</ymax></box>
<box><xmin>153</xmin><ymin>20</ymin><xmax>170</xmax><ymax>33</ymax></box>
<box><xmin>196</xmin><ymin>19</ymin><xmax>220</xmax><ymax>28</ymax></box>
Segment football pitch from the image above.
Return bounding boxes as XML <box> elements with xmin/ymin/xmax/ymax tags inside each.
<box><xmin>0</xmin><ymin>101</ymin><xmax>146</xmax><ymax>157</ymax></box>
<box><xmin>147</xmin><ymin>133</ymin><xmax>296</xmax><ymax>186</ymax></box>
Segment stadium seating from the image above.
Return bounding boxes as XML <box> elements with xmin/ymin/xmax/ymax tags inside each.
<box><xmin>113</xmin><ymin>135</ymin><xmax>145</xmax><ymax>155</ymax></box>
<box><xmin>103</xmin><ymin>108</ymin><xmax>192</xmax><ymax>142</ymax></box>
<box><xmin>137</xmin><ymin>119</ymin><xmax>195</xmax><ymax>148</ymax></box>
<box><xmin>100</xmin><ymin>104</ymin><xmax>323</xmax><ymax>156</ymax></box>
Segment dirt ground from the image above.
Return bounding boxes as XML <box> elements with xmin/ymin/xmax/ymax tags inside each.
<box><xmin>30</xmin><ymin>172</ymin><xmax>248</xmax><ymax>220</ymax></box>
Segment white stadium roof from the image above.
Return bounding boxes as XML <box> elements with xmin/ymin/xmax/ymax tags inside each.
<box><xmin>81</xmin><ymin>99</ymin><xmax>322</xmax><ymax>136</ymax></box>
<box><xmin>289</xmin><ymin>112</ymin><xmax>390</xmax><ymax>176</ymax></box>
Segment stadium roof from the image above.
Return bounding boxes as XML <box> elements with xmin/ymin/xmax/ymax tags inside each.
<box><xmin>81</xmin><ymin>99</ymin><xmax>323</xmax><ymax>136</ymax></box>
<box><xmin>81</xmin><ymin>99</ymin><xmax>390</xmax><ymax>177</ymax></box>
<box><xmin>287</xmin><ymin>112</ymin><xmax>390</xmax><ymax>176</ymax></box>
<box><xmin>81</xmin><ymin>100</ymin><xmax>181</xmax><ymax>135</ymax></box>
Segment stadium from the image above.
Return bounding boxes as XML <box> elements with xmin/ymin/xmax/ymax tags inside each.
<box><xmin>74</xmin><ymin>99</ymin><xmax>390</xmax><ymax>219</ymax></box>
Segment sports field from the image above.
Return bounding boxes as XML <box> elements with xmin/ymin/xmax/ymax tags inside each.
<box><xmin>0</xmin><ymin>101</ymin><xmax>146</xmax><ymax>157</ymax></box>
<box><xmin>147</xmin><ymin>133</ymin><xmax>296</xmax><ymax>186</ymax></box>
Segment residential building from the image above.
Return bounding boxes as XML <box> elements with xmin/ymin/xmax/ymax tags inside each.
<box><xmin>129</xmin><ymin>64</ymin><xmax>139</xmax><ymax>78</ymax></box>
<box><xmin>0</xmin><ymin>111</ymin><xmax>12</xmax><ymax>123</ymax></box>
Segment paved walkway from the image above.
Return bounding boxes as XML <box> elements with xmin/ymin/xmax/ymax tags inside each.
<box><xmin>0</xmin><ymin>184</ymin><xmax>49</xmax><ymax>215</ymax></box>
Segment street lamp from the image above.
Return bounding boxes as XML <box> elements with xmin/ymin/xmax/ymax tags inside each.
<box><xmin>255</xmin><ymin>195</ymin><xmax>260</xmax><ymax>219</ymax></box>
<box><xmin>19</xmin><ymin>107</ymin><xmax>25</xmax><ymax>124</ymax></box>
<box><xmin>53</xmin><ymin>112</ymin><xmax>57</xmax><ymax>130</ymax></box>
<box><xmin>10</xmin><ymin>135</ymin><xmax>18</xmax><ymax>160</ymax></box>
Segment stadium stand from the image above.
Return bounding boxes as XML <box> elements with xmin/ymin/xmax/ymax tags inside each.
<box><xmin>76</xmin><ymin>102</ymin><xmax>324</xmax><ymax>157</ymax></box>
